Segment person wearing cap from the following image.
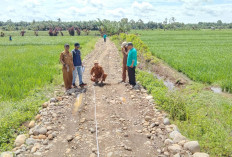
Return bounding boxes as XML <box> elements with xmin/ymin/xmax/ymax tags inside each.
<box><xmin>90</xmin><ymin>60</ymin><xmax>107</xmax><ymax>86</ymax></box>
<box><xmin>119</xmin><ymin>42</ymin><xmax>128</xmax><ymax>83</ymax></box>
<box><xmin>71</xmin><ymin>43</ymin><xmax>87</xmax><ymax>88</ymax></box>
<box><xmin>127</xmin><ymin>42</ymin><xmax>137</xmax><ymax>87</ymax></box>
<box><xmin>60</xmin><ymin>44</ymin><xmax>74</xmax><ymax>90</ymax></box>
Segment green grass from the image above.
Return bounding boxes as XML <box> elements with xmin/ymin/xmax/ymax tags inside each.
<box><xmin>0</xmin><ymin>33</ymin><xmax>98</xmax><ymax>151</ymax></box>
<box><xmin>131</xmin><ymin>30</ymin><xmax>232</xmax><ymax>93</ymax></box>
<box><xmin>111</xmin><ymin>33</ymin><xmax>232</xmax><ymax>156</ymax></box>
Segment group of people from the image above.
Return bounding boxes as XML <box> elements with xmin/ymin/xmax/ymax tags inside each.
<box><xmin>60</xmin><ymin>38</ymin><xmax>137</xmax><ymax>91</ymax></box>
<box><xmin>120</xmin><ymin>42</ymin><xmax>137</xmax><ymax>87</ymax></box>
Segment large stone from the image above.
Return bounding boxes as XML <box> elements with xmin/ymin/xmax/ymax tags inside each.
<box><xmin>14</xmin><ymin>134</ymin><xmax>26</xmax><ymax>147</ymax></box>
<box><xmin>0</xmin><ymin>152</ymin><xmax>14</xmax><ymax>157</ymax></box>
<box><xmin>164</xmin><ymin>139</ymin><xmax>173</xmax><ymax>145</ymax></box>
<box><xmin>66</xmin><ymin>135</ymin><xmax>74</xmax><ymax>142</ymax></box>
<box><xmin>31</xmin><ymin>143</ymin><xmax>40</xmax><ymax>153</ymax></box>
<box><xmin>169</xmin><ymin>131</ymin><xmax>180</xmax><ymax>139</ymax></box>
<box><xmin>184</xmin><ymin>141</ymin><xmax>200</xmax><ymax>154</ymax></box>
<box><xmin>145</xmin><ymin>116</ymin><xmax>152</xmax><ymax>121</ymax></box>
<box><xmin>146</xmin><ymin>96</ymin><xmax>153</xmax><ymax>100</ymax></box>
<box><xmin>26</xmin><ymin>138</ymin><xmax>36</xmax><ymax>145</ymax></box>
<box><xmin>42</xmin><ymin>102</ymin><xmax>49</xmax><ymax>108</ymax></box>
<box><xmin>173</xmin><ymin>133</ymin><xmax>186</xmax><ymax>143</ymax></box>
<box><xmin>35</xmin><ymin>114</ymin><xmax>41</xmax><ymax>120</ymax></box>
<box><xmin>193</xmin><ymin>152</ymin><xmax>209</xmax><ymax>157</ymax></box>
<box><xmin>168</xmin><ymin>144</ymin><xmax>182</xmax><ymax>153</ymax></box>
<box><xmin>28</xmin><ymin>120</ymin><xmax>35</xmax><ymax>128</ymax></box>
<box><xmin>50</xmin><ymin>98</ymin><xmax>57</xmax><ymax>103</ymax></box>
<box><xmin>163</xmin><ymin>118</ymin><xmax>170</xmax><ymax>125</ymax></box>
<box><xmin>39</xmin><ymin>127</ymin><xmax>47</xmax><ymax>135</ymax></box>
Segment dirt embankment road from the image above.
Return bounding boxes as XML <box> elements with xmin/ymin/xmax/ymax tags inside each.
<box><xmin>18</xmin><ymin>39</ymin><xmax>183</xmax><ymax>157</ymax></box>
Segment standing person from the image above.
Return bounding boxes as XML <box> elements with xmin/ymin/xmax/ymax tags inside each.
<box><xmin>103</xmin><ymin>34</ymin><xmax>107</xmax><ymax>42</ymax></box>
<box><xmin>90</xmin><ymin>60</ymin><xmax>107</xmax><ymax>86</ymax></box>
<box><xmin>60</xmin><ymin>44</ymin><xmax>74</xmax><ymax>90</ymax></box>
<box><xmin>119</xmin><ymin>42</ymin><xmax>128</xmax><ymax>83</ymax></box>
<box><xmin>127</xmin><ymin>42</ymin><xmax>137</xmax><ymax>87</ymax></box>
<box><xmin>71</xmin><ymin>43</ymin><xmax>87</xmax><ymax>88</ymax></box>
<box><xmin>9</xmin><ymin>35</ymin><xmax>12</xmax><ymax>41</ymax></box>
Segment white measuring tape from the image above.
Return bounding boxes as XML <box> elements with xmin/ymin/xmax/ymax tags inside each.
<box><xmin>93</xmin><ymin>86</ymin><xmax>100</xmax><ymax>157</ymax></box>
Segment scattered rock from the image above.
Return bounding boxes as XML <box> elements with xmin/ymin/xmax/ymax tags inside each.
<box><xmin>150</xmin><ymin>123</ymin><xmax>156</xmax><ymax>128</ymax></box>
<box><xmin>89</xmin><ymin>128</ymin><xmax>95</xmax><ymax>133</ymax></box>
<box><xmin>146</xmin><ymin>96</ymin><xmax>153</xmax><ymax>100</ymax></box>
<box><xmin>39</xmin><ymin>127</ymin><xmax>47</xmax><ymax>135</ymax></box>
<box><xmin>38</xmin><ymin>134</ymin><xmax>46</xmax><ymax>139</ymax></box>
<box><xmin>173</xmin><ymin>133</ymin><xmax>186</xmax><ymax>143</ymax></box>
<box><xmin>168</xmin><ymin>144</ymin><xmax>182</xmax><ymax>153</ymax></box>
<box><xmin>34</xmin><ymin>152</ymin><xmax>42</xmax><ymax>156</ymax></box>
<box><xmin>124</xmin><ymin>146</ymin><xmax>132</xmax><ymax>151</ymax></box>
<box><xmin>31</xmin><ymin>143</ymin><xmax>40</xmax><ymax>153</ymax></box>
<box><xmin>184</xmin><ymin>141</ymin><xmax>200</xmax><ymax>154</ymax></box>
<box><xmin>14</xmin><ymin>134</ymin><xmax>26</xmax><ymax>147</ymax></box>
<box><xmin>35</xmin><ymin>114</ymin><xmax>41</xmax><ymax>120</ymax></box>
<box><xmin>173</xmin><ymin>153</ymin><xmax>181</xmax><ymax>157</ymax></box>
<box><xmin>169</xmin><ymin>131</ymin><xmax>180</xmax><ymax>139</ymax></box>
<box><xmin>66</xmin><ymin>135</ymin><xmax>74</xmax><ymax>142</ymax></box>
<box><xmin>89</xmin><ymin>153</ymin><xmax>96</xmax><ymax>157</ymax></box>
<box><xmin>48</xmin><ymin>134</ymin><xmax>53</xmax><ymax>140</ymax></box>
<box><xmin>80</xmin><ymin>118</ymin><xmax>86</xmax><ymax>123</ymax></box>
<box><xmin>26</xmin><ymin>138</ymin><xmax>36</xmax><ymax>145</ymax></box>
<box><xmin>107</xmin><ymin>152</ymin><xmax>113</xmax><ymax>157</ymax></box>
<box><xmin>42</xmin><ymin>102</ymin><xmax>49</xmax><ymax>108</ymax></box>
<box><xmin>163</xmin><ymin>118</ymin><xmax>170</xmax><ymax>125</ymax></box>
<box><xmin>164</xmin><ymin>139</ymin><xmax>173</xmax><ymax>145</ymax></box>
<box><xmin>1</xmin><ymin>151</ymin><xmax>14</xmax><ymax>157</ymax></box>
<box><xmin>50</xmin><ymin>98</ymin><xmax>57</xmax><ymax>103</ymax></box>
<box><xmin>164</xmin><ymin>151</ymin><xmax>170</xmax><ymax>156</ymax></box>
<box><xmin>14</xmin><ymin>149</ymin><xmax>21</xmax><ymax>155</ymax></box>
<box><xmin>66</xmin><ymin>148</ymin><xmax>71</xmax><ymax>154</ymax></box>
<box><xmin>193</xmin><ymin>152</ymin><xmax>209</xmax><ymax>157</ymax></box>
<box><xmin>145</xmin><ymin>116</ymin><xmax>152</xmax><ymax>121</ymax></box>
<box><xmin>28</xmin><ymin>120</ymin><xmax>35</xmax><ymax>128</ymax></box>
<box><xmin>42</xmin><ymin>140</ymin><xmax>48</xmax><ymax>145</ymax></box>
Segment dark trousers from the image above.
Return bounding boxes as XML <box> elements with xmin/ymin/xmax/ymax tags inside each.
<box><xmin>104</xmin><ymin>38</ymin><xmax>106</xmax><ymax>42</ymax></box>
<box><xmin>127</xmin><ymin>66</ymin><xmax>136</xmax><ymax>86</ymax></box>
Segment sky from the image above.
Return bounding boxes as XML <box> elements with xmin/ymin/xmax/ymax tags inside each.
<box><xmin>0</xmin><ymin>0</ymin><xmax>232</xmax><ymax>23</ymax></box>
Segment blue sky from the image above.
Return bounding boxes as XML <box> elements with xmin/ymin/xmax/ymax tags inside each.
<box><xmin>0</xmin><ymin>0</ymin><xmax>232</xmax><ymax>23</ymax></box>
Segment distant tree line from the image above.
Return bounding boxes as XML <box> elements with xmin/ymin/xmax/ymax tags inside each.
<box><xmin>0</xmin><ymin>18</ymin><xmax>231</xmax><ymax>34</ymax></box>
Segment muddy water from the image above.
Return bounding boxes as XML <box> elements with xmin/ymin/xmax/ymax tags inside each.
<box><xmin>147</xmin><ymin>71</ymin><xmax>175</xmax><ymax>91</ymax></box>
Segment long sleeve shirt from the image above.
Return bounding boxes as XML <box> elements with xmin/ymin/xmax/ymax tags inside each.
<box><xmin>90</xmin><ymin>66</ymin><xmax>105</xmax><ymax>78</ymax></box>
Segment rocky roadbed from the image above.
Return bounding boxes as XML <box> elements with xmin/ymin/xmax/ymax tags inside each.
<box><xmin>1</xmin><ymin>39</ymin><xmax>209</xmax><ymax>157</ymax></box>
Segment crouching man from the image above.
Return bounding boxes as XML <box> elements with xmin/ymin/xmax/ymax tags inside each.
<box><xmin>90</xmin><ymin>60</ymin><xmax>107</xmax><ymax>86</ymax></box>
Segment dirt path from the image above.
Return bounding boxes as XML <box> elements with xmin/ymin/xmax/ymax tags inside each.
<box><xmin>17</xmin><ymin>39</ymin><xmax>183</xmax><ymax>157</ymax></box>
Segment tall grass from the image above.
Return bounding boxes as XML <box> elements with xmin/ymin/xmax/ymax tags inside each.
<box><xmin>111</xmin><ymin>33</ymin><xmax>232</xmax><ymax>156</ymax></box>
<box><xmin>0</xmin><ymin>35</ymin><xmax>98</xmax><ymax>151</ymax></box>
<box><xmin>132</xmin><ymin>30</ymin><xmax>232</xmax><ymax>93</ymax></box>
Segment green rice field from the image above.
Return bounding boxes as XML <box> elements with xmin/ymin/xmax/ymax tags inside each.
<box><xmin>0</xmin><ymin>34</ymin><xmax>97</xmax><ymax>151</ymax></box>
<box><xmin>133</xmin><ymin>30</ymin><xmax>232</xmax><ymax>92</ymax></box>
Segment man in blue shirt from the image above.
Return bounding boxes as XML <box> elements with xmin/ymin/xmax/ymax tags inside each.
<box><xmin>127</xmin><ymin>42</ymin><xmax>137</xmax><ymax>87</ymax></box>
<box><xmin>72</xmin><ymin>43</ymin><xmax>87</xmax><ymax>88</ymax></box>
<box><xmin>103</xmin><ymin>34</ymin><xmax>107</xmax><ymax>42</ymax></box>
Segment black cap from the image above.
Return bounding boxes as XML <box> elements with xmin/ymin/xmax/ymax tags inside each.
<box><xmin>64</xmin><ymin>43</ymin><xmax>69</xmax><ymax>47</ymax></box>
<box><xmin>127</xmin><ymin>42</ymin><xmax>133</xmax><ymax>46</ymax></box>
<box><xmin>74</xmin><ymin>43</ymin><xmax>80</xmax><ymax>47</ymax></box>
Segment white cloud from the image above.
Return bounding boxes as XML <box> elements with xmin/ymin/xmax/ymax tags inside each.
<box><xmin>0</xmin><ymin>0</ymin><xmax>231</xmax><ymax>23</ymax></box>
